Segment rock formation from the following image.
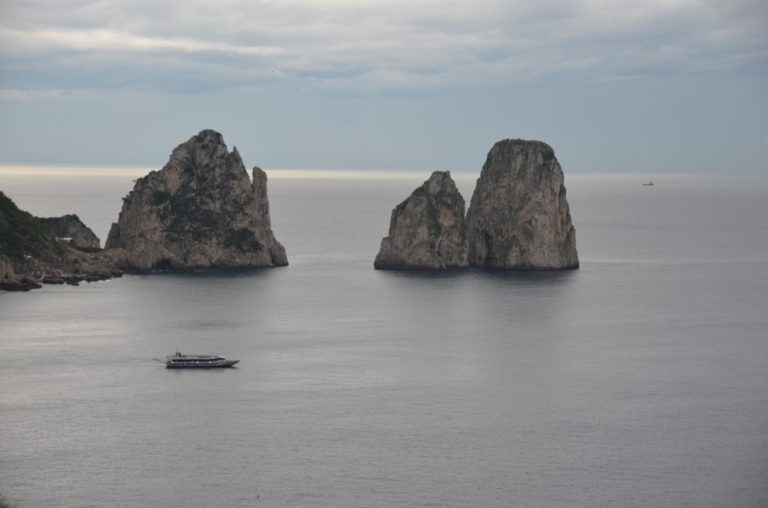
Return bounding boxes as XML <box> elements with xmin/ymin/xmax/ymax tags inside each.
<box><xmin>466</xmin><ymin>139</ymin><xmax>578</xmax><ymax>269</ymax></box>
<box><xmin>0</xmin><ymin>191</ymin><xmax>122</xmax><ymax>291</ymax></box>
<box><xmin>105</xmin><ymin>129</ymin><xmax>287</xmax><ymax>272</ymax></box>
<box><xmin>374</xmin><ymin>171</ymin><xmax>468</xmax><ymax>269</ymax></box>
<box><xmin>38</xmin><ymin>214</ymin><xmax>101</xmax><ymax>250</ymax></box>
<box><xmin>0</xmin><ymin>254</ymin><xmax>40</xmax><ymax>291</ymax></box>
<box><xmin>1</xmin><ymin>191</ymin><xmax>62</xmax><ymax>261</ymax></box>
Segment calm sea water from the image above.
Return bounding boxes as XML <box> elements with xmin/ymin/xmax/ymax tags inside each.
<box><xmin>1</xmin><ymin>167</ymin><xmax>767</xmax><ymax>508</ymax></box>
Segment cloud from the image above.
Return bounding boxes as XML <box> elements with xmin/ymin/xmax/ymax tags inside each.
<box><xmin>1</xmin><ymin>0</ymin><xmax>766</xmax><ymax>94</ymax></box>
<box><xmin>0</xmin><ymin>88</ymin><xmax>74</xmax><ymax>99</ymax></box>
<box><xmin>0</xmin><ymin>27</ymin><xmax>285</xmax><ymax>57</ymax></box>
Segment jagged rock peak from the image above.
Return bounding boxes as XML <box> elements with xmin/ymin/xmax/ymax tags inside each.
<box><xmin>374</xmin><ymin>171</ymin><xmax>468</xmax><ymax>270</ymax></box>
<box><xmin>105</xmin><ymin>129</ymin><xmax>287</xmax><ymax>272</ymax></box>
<box><xmin>165</xmin><ymin>129</ymin><xmax>236</xmax><ymax>175</ymax></box>
<box><xmin>466</xmin><ymin>139</ymin><xmax>579</xmax><ymax>269</ymax></box>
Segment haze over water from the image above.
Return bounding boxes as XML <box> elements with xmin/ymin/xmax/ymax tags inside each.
<box><xmin>1</xmin><ymin>167</ymin><xmax>767</xmax><ymax>507</ymax></box>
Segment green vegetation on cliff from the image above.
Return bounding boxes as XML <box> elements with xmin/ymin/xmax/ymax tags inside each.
<box><xmin>0</xmin><ymin>191</ymin><xmax>64</xmax><ymax>260</ymax></box>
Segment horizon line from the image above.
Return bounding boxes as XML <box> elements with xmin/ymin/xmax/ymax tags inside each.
<box><xmin>0</xmin><ymin>164</ymin><xmax>765</xmax><ymax>179</ymax></box>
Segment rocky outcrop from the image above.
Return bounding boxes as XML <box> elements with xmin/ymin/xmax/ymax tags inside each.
<box><xmin>38</xmin><ymin>214</ymin><xmax>100</xmax><ymax>250</ymax></box>
<box><xmin>466</xmin><ymin>139</ymin><xmax>578</xmax><ymax>269</ymax></box>
<box><xmin>1</xmin><ymin>191</ymin><xmax>63</xmax><ymax>261</ymax></box>
<box><xmin>18</xmin><ymin>248</ymin><xmax>124</xmax><ymax>286</ymax></box>
<box><xmin>0</xmin><ymin>191</ymin><xmax>122</xmax><ymax>291</ymax></box>
<box><xmin>0</xmin><ymin>255</ymin><xmax>41</xmax><ymax>291</ymax></box>
<box><xmin>105</xmin><ymin>129</ymin><xmax>287</xmax><ymax>272</ymax></box>
<box><xmin>374</xmin><ymin>171</ymin><xmax>468</xmax><ymax>269</ymax></box>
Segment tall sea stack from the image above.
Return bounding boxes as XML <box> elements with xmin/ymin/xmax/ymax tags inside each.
<box><xmin>105</xmin><ymin>130</ymin><xmax>287</xmax><ymax>271</ymax></box>
<box><xmin>374</xmin><ymin>171</ymin><xmax>468</xmax><ymax>270</ymax></box>
<box><xmin>466</xmin><ymin>139</ymin><xmax>578</xmax><ymax>269</ymax></box>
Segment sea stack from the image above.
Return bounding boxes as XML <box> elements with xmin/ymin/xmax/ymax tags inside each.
<box><xmin>466</xmin><ymin>139</ymin><xmax>578</xmax><ymax>269</ymax></box>
<box><xmin>105</xmin><ymin>129</ymin><xmax>287</xmax><ymax>271</ymax></box>
<box><xmin>374</xmin><ymin>171</ymin><xmax>468</xmax><ymax>270</ymax></box>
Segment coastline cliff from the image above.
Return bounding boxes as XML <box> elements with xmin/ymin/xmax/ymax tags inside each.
<box><xmin>0</xmin><ymin>191</ymin><xmax>122</xmax><ymax>291</ymax></box>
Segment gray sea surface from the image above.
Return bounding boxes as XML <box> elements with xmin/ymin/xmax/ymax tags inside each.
<box><xmin>1</xmin><ymin>167</ymin><xmax>767</xmax><ymax>507</ymax></box>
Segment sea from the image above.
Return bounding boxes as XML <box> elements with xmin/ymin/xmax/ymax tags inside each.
<box><xmin>1</xmin><ymin>166</ymin><xmax>767</xmax><ymax>508</ymax></box>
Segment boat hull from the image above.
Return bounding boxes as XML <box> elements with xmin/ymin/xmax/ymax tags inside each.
<box><xmin>166</xmin><ymin>360</ymin><xmax>239</xmax><ymax>369</ymax></box>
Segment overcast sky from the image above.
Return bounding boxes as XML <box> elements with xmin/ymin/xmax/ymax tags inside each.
<box><xmin>1</xmin><ymin>0</ymin><xmax>766</xmax><ymax>171</ymax></box>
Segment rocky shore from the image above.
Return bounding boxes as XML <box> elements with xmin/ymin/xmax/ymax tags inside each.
<box><xmin>0</xmin><ymin>191</ymin><xmax>122</xmax><ymax>291</ymax></box>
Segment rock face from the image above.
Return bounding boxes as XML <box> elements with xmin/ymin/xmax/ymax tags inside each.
<box><xmin>466</xmin><ymin>139</ymin><xmax>578</xmax><ymax>269</ymax></box>
<box><xmin>14</xmin><ymin>248</ymin><xmax>124</xmax><ymax>287</ymax></box>
<box><xmin>0</xmin><ymin>254</ymin><xmax>40</xmax><ymax>291</ymax></box>
<box><xmin>374</xmin><ymin>171</ymin><xmax>468</xmax><ymax>269</ymax></box>
<box><xmin>105</xmin><ymin>130</ymin><xmax>287</xmax><ymax>272</ymax></box>
<box><xmin>38</xmin><ymin>214</ymin><xmax>101</xmax><ymax>250</ymax></box>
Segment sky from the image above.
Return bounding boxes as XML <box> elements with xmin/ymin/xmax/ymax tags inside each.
<box><xmin>0</xmin><ymin>0</ymin><xmax>766</xmax><ymax>172</ymax></box>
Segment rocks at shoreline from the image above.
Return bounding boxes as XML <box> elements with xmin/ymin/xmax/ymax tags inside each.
<box><xmin>0</xmin><ymin>255</ymin><xmax>41</xmax><ymax>291</ymax></box>
<box><xmin>105</xmin><ymin>129</ymin><xmax>287</xmax><ymax>272</ymax></box>
<box><xmin>12</xmin><ymin>249</ymin><xmax>124</xmax><ymax>287</ymax></box>
<box><xmin>0</xmin><ymin>191</ymin><xmax>122</xmax><ymax>291</ymax></box>
<box><xmin>467</xmin><ymin>139</ymin><xmax>578</xmax><ymax>269</ymax></box>
<box><xmin>374</xmin><ymin>171</ymin><xmax>468</xmax><ymax>270</ymax></box>
<box><xmin>374</xmin><ymin>139</ymin><xmax>579</xmax><ymax>270</ymax></box>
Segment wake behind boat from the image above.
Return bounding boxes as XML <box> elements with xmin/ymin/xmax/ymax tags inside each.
<box><xmin>165</xmin><ymin>352</ymin><xmax>239</xmax><ymax>369</ymax></box>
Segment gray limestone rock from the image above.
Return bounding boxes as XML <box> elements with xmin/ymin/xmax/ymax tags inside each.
<box><xmin>38</xmin><ymin>214</ymin><xmax>101</xmax><ymax>250</ymax></box>
<box><xmin>466</xmin><ymin>139</ymin><xmax>578</xmax><ymax>269</ymax></box>
<box><xmin>105</xmin><ymin>130</ymin><xmax>287</xmax><ymax>272</ymax></box>
<box><xmin>374</xmin><ymin>171</ymin><xmax>468</xmax><ymax>270</ymax></box>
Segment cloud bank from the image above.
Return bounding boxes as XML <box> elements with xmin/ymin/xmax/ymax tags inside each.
<box><xmin>1</xmin><ymin>0</ymin><xmax>766</xmax><ymax>94</ymax></box>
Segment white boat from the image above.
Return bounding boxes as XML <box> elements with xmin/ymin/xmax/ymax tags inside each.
<box><xmin>165</xmin><ymin>352</ymin><xmax>239</xmax><ymax>368</ymax></box>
